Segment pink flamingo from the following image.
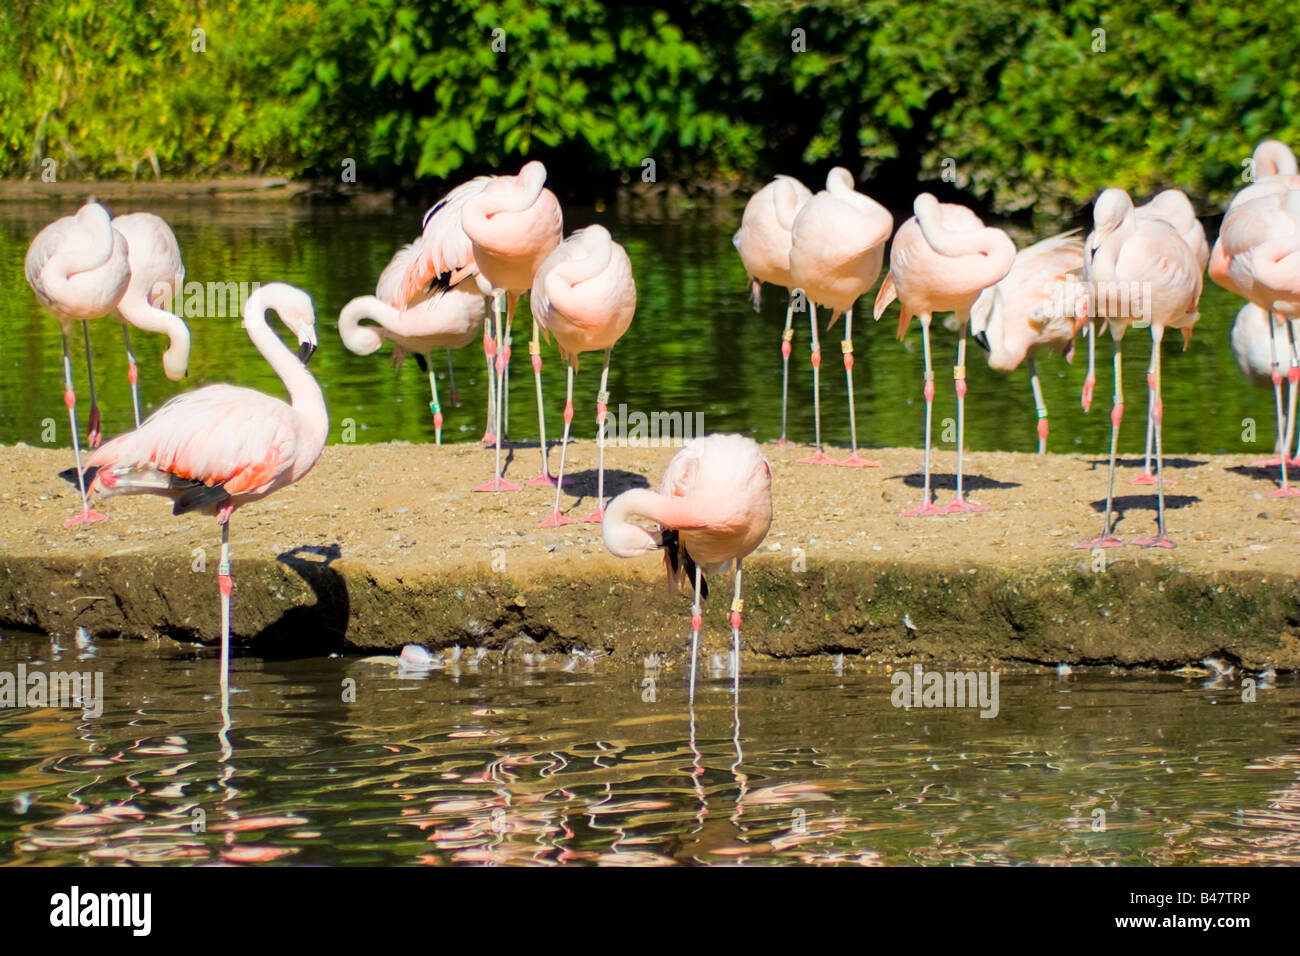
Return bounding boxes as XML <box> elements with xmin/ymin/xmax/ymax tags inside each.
<box><xmin>970</xmin><ymin>232</ymin><xmax>1084</xmax><ymax>454</ymax></box>
<box><xmin>602</xmin><ymin>433</ymin><xmax>773</xmax><ymax>697</ymax></box>
<box><xmin>532</xmin><ymin>225</ymin><xmax>636</xmax><ymax>526</ymax></box>
<box><xmin>733</xmin><ymin>174</ymin><xmax>813</xmax><ymax>445</ymax></box>
<box><xmin>462</xmin><ymin>161</ymin><xmax>564</xmax><ymax>492</ymax></box>
<box><xmin>74</xmin><ymin>283</ymin><xmax>327</xmax><ymax>691</ymax></box>
<box><xmin>788</xmin><ymin>167</ymin><xmax>893</xmax><ymax>466</ymax></box>
<box><xmin>1074</xmin><ymin>189</ymin><xmax>1202</xmax><ymax>549</ymax></box>
<box><xmin>344</xmin><ymin>241</ymin><xmax>489</xmax><ymax>444</ymax></box>
<box><xmin>873</xmin><ymin>193</ymin><xmax>1015</xmax><ymax>515</ymax></box>
<box><xmin>1211</xmin><ymin>186</ymin><xmax>1300</xmax><ymax>496</ymax></box>
<box><xmin>111</xmin><ymin>212</ymin><xmax>189</xmax><ymax>427</ymax></box>
<box><xmin>24</xmin><ymin>200</ymin><xmax>130</xmax><ymax>525</ymax></box>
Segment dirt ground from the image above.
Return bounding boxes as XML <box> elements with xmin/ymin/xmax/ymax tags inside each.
<box><xmin>1</xmin><ymin>439</ymin><xmax>1298</xmax><ymax>669</ymax></box>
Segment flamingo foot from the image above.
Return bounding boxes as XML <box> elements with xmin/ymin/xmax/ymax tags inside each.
<box><xmin>1251</xmin><ymin>457</ymin><xmax>1282</xmax><ymax>467</ymax></box>
<box><xmin>581</xmin><ymin>508</ymin><xmax>605</xmax><ymax>523</ymax></box>
<box><xmin>838</xmin><ymin>453</ymin><xmax>882</xmax><ymax>468</ymax></box>
<box><xmin>901</xmin><ymin>502</ymin><xmax>947</xmax><ymax>517</ymax></box>
<box><xmin>1073</xmin><ymin>535</ymin><xmax>1123</xmax><ymax>549</ymax></box>
<box><xmin>473</xmin><ymin>475</ymin><xmax>522</xmax><ymax>493</ymax></box>
<box><xmin>538</xmin><ymin>510</ymin><xmax>577</xmax><ymax>527</ymax></box>
<box><xmin>1130</xmin><ymin>471</ymin><xmax>1164</xmax><ymax>486</ymax></box>
<box><xmin>63</xmin><ymin>507</ymin><xmax>108</xmax><ymax>527</ymax></box>
<box><xmin>481</xmin><ymin>431</ymin><xmax>497</xmax><ymax>445</ymax></box>
<box><xmin>797</xmin><ymin>450</ymin><xmax>840</xmax><ymax>465</ymax></box>
<box><xmin>1132</xmin><ymin>534</ymin><xmax>1176</xmax><ymax>549</ymax></box>
<box><xmin>1266</xmin><ymin>486</ymin><xmax>1300</xmax><ymax>498</ymax></box>
<box><xmin>527</xmin><ymin>472</ymin><xmax>564</xmax><ymax>487</ymax></box>
<box><xmin>1290</xmin><ymin>457</ymin><xmax>1300</xmax><ymax>469</ymax></box>
<box><xmin>770</xmin><ymin>437</ymin><xmax>797</xmax><ymax>447</ymax></box>
<box><xmin>945</xmin><ymin>496</ymin><xmax>988</xmax><ymax>513</ymax></box>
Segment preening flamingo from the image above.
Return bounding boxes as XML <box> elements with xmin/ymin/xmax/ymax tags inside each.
<box><xmin>25</xmin><ymin>200</ymin><xmax>130</xmax><ymax>525</ymax></box>
<box><xmin>1230</xmin><ymin>302</ymin><xmax>1300</xmax><ymax>466</ymax></box>
<box><xmin>873</xmin><ymin>193</ymin><xmax>1015</xmax><ymax>515</ymax></box>
<box><xmin>788</xmin><ymin>167</ymin><xmax>893</xmax><ymax>466</ymax></box>
<box><xmin>462</xmin><ymin>161</ymin><xmax>564</xmax><ymax>492</ymax></box>
<box><xmin>110</xmin><ymin>212</ymin><xmax>189</xmax><ymax>427</ymax></box>
<box><xmin>1074</xmin><ymin>188</ymin><xmax>1201</xmax><ymax>549</ymax></box>
<box><xmin>602</xmin><ymin>433</ymin><xmax>773</xmax><ymax>697</ymax></box>
<box><xmin>71</xmin><ymin>283</ymin><xmax>327</xmax><ymax>692</ymax></box>
<box><xmin>970</xmin><ymin>232</ymin><xmax>1084</xmax><ymax>454</ymax></box>
<box><xmin>1210</xmin><ymin>171</ymin><xmax>1300</xmax><ymax>493</ymax></box>
<box><xmin>733</xmin><ymin>174</ymin><xmax>813</xmax><ymax>445</ymax></box>
<box><xmin>531</xmin><ymin>224</ymin><xmax>636</xmax><ymax>526</ymax></box>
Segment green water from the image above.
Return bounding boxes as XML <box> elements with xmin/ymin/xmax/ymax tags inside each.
<box><xmin>0</xmin><ymin>201</ymin><xmax>1271</xmax><ymax>457</ymax></box>
<box><xmin>0</xmin><ymin>631</ymin><xmax>1296</xmax><ymax>865</ymax></box>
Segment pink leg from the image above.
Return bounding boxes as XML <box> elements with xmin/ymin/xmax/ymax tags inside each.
<box><xmin>582</xmin><ymin>349</ymin><xmax>613</xmax><ymax>522</ymax></box>
<box><xmin>526</xmin><ymin>322</ymin><xmax>562</xmax><ymax>487</ymax></box>
<box><xmin>60</xmin><ymin>329</ymin><xmax>106</xmax><ymax>527</ymax></box>
<box><xmin>539</xmin><ymin>362</ymin><xmax>578</xmax><ymax>527</ymax></box>
<box><xmin>474</xmin><ymin>291</ymin><xmax>520</xmax><ymax>492</ymax></box>
<box><xmin>81</xmin><ymin>321</ymin><xmax>101</xmax><ymax>449</ymax></box>
<box><xmin>773</xmin><ymin>295</ymin><xmax>796</xmax><ymax>447</ymax></box>
<box><xmin>481</xmin><ymin>332</ymin><xmax>497</xmax><ymax>445</ymax></box>
<box><xmin>946</xmin><ymin>323</ymin><xmax>986</xmax><ymax>512</ymax></box>
<box><xmin>838</xmin><ymin>307</ymin><xmax>881</xmax><ymax>468</ymax></box>
<box><xmin>1075</xmin><ymin>336</ymin><xmax>1125</xmax><ymax>548</ymax></box>
<box><xmin>798</xmin><ymin>303</ymin><xmax>839</xmax><ymax>465</ymax></box>
<box><xmin>903</xmin><ymin>316</ymin><xmax>945</xmax><ymax>516</ymax></box>
<box><xmin>1133</xmin><ymin>330</ymin><xmax>1176</xmax><ymax>547</ymax></box>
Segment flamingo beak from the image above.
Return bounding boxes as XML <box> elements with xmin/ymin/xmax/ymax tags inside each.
<box><xmin>298</xmin><ymin>341</ymin><xmax>318</xmax><ymax>365</ymax></box>
<box><xmin>972</xmin><ymin>330</ymin><xmax>991</xmax><ymax>353</ymax></box>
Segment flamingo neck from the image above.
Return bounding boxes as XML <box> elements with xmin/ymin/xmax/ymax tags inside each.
<box><xmin>119</xmin><ymin>293</ymin><xmax>190</xmax><ymax>379</ymax></box>
<box><xmin>44</xmin><ymin>212</ymin><xmax>122</xmax><ymax>311</ymax></box>
<box><xmin>609</xmin><ymin>488</ymin><xmax>713</xmax><ymax>533</ymax></box>
<box><xmin>243</xmin><ymin>287</ymin><xmax>326</xmax><ymax>422</ymax></box>
<box><xmin>339</xmin><ymin>295</ymin><xmax>399</xmax><ymax>354</ymax></box>
<box><xmin>559</xmin><ymin>229</ymin><xmax>614</xmax><ymax>285</ymax></box>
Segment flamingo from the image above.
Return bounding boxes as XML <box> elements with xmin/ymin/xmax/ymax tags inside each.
<box><xmin>601</xmin><ymin>433</ymin><xmax>773</xmax><ymax>697</ymax></box>
<box><xmin>70</xmin><ymin>283</ymin><xmax>327</xmax><ymax>692</ymax></box>
<box><xmin>873</xmin><ymin>193</ymin><xmax>1015</xmax><ymax>515</ymax></box>
<box><xmin>970</xmin><ymin>232</ymin><xmax>1084</xmax><ymax>454</ymax></box>
<box><xmin>110</xmin><ymin>213</ymin><xmax>189</xmax><ymax>427</ymax></box>
<box><xmin>342</xmin><ymin>241</ymin><xmax>489</xmax><ymax>444</ymax></box>
<box><xmin>462</xmin><ymin>161</ymin><xmax>564</xmax><ymax>492</ymax></box>
<box><xmin>1074</xmin><ymin>189</ymin><xmax>1202</xmax><ymax>549</ymax></box>
<box><xmin>1211</xmin><ymin>186</ymin><xmax>1300</xmax><ymax>496</ymax></box>
<box><xmin>788</xmin><ymin>167</ymin><xmax>894</xmax><ymax>466</ymax></box>
<box><xmin>24</xmin><ymin>200</ymin><xmax>130</xmax><ymax>525</ymax></box>
<box><xmin>1230</xmin><ymin>303</ymin><xmax>1300</xmax><ymax>466</ymax></box>
<box><xmin>532</xmin><ymin>225</ymin><xmax>636</xmax><ymax>526</ymax></box>
<box><xmin>733</xmin><ymin>174</ymin><xmax>813</xmax><ymax>445</ymax></box>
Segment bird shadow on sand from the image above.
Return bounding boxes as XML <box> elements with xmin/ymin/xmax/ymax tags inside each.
<box><xmin>891</xmin><ymin>471</ymin><xmax>1021</xmax><ymax>493</ymax></box>
<box><xmin>1225</xmin><ymin>462</ymin><xmax>1299</xmax><ymax>482</ymax></box>
<box><xmin>252</xmin><ymin>543</ymin><xmax>349</xmax><ymax>659</ymax></box>
<box><xmin>1086</xmin><ymin>493</ymin><xmax>1200</xmax><ymax>520</ymax></box>
<box><xmin>557</xmin><ymin>467</ymin><xmax>650</xmax><ymax>509</ymax></box>
<box><xmin>1080</xmin><ymin>455</ymin><xmax>1207</xmax><ymax>473</ymax></box>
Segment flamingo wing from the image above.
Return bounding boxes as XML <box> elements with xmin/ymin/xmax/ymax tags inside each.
<box><xmin>398</xmin><ymin>176</ymin><xmax>493</xmax><ymax>304</ymax></box>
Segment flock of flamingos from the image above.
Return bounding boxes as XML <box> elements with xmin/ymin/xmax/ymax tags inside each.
<box><xmin>20</xmin><ymin>139</ymin><xmax>1300</xmax><ymax>694</ymax></box>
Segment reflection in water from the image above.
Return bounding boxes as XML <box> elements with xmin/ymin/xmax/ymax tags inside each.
<box><xmin>1</xmin><ymin>631</ymin><xmax>1298</xmax><ymax>865</ymax></box>
<box><xmin>0</xmin><ymin>201</ymin><xmax>1274</xmax><ymax>456</ymax></box>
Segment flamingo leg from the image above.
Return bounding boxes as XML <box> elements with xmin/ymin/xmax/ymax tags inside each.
<box><xmin>1075</xmin><ymin>330</ymin><xmax>1125</xmax><ymax>547</ymax></box>
<box><xmin>539</xmin><ymin>361</ymin><xmax>577</xmax><ymax>526</ymax></box>
<box><xmin>481</xmin><ymin>329</ymin><xmax>497</xmax><ymax>445</ymax></box>
<box><xmin>903</xmin><ymin>315</ymin><xmax>944</xmax><ymax>516</ymax></box>
<box><xmin>1291</xmin><ymin>320</ymin><xmax>1300</xmax><ymax>467</ymax></box>
<box><xmin>425</xmin><ymin>352</ymin><xmax>443</xmax><ymax>445</ymax></box>
<box><xmin>218</xmin><ymin>520</ymin><xmax>232</xmax><ymax>696</ymax></box>
<box><xmin>81</xmin><ymin>321</ymin><xmax>101</xmax><ymax>449</ymax></box>
<box><xmin>839</xmin><ymin>306</ymin><xmax>879</xmax><ymax>467</ymax></box>
<box><xmin>729</xmin><ymin>558</ymin><xmax>743</xmax><ymax>683</ymax></box>
<box><xmin>775</xmin><ymin>293</ymin><xmax>795</xmax><ymax>446</ymax></box>
<box><xmin>60</xmin><ymin>328</ymin><xmax>106</xmax><ymax>527</ymax></box>
<box><xmin>1284</xmin><ymin>319</ymin><xmax>1299</xmax><ymax>468</ymax></box>
<box><xmin>445</xmin><ymin>349</ymin><xmax>460</xmax><ymax>406</ymax></box>
<box><xmin>526</xmin><ymin>318</ymin><xmax>558</xmax><ymax>487</ymax></box>
<box><xmin>947</xmin><ymin>320</ymin><xmax>986</xmax><ymax>512</ymax></box>
<box><xmin>121</xmin><ymin>322</ymin><xmax>141</xmax><ymax>427</ymax></box>
<box><xmin>1134</xmin><ymin>327</ymin><xmax>1175</xmax><ymax>547</ymax></box>
<box><xmin>582</xmin><ymin>348</ymin><xmax>612</xmax><ymax>522</ymax></box>
<box><xmin>1264</xmin><ymin>313</ymin><xmax>1299</xmax><ymax>496</ymax></box>
<box><xmin>689</xmin><ymin>561</ymin><xmax>704</xmax><ymax>704</ymax></box>
<box><xmin>798</xmin><ymin>301</ymin><xmax>837</xmax><ymax>464</ymax></box>
<box><xmin>1081</xmin><ymin>321</ymin><xmax>1097</xmax><ymax>412</ymax></box>
<box><xmin>1132</xmin><ymin>340</ymin><xmax>1171</xmax><ymax>485</ymax></box>
<box><xmin>1029</xmin><ymin>356</ymin><xmax>1048</xmax><ymax>455</ymax></box>
<box><xmin>474</xmin><ymin>291</ymin><xmax>520</xmax><ymax>491</ymax></box>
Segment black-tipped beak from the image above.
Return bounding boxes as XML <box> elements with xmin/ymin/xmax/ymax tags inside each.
<box><xmin>973</xmin><ymin>330</ymin><xmax>991</xmax><ymax>353</ymax></box>
<box><xmin>299</xmin><ymin>342</ymin><xmax>318</xmax><ymax>365</ymax></box>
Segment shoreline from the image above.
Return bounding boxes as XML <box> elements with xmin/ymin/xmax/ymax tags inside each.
<box><xmin>0</xmin><ymin>442</ymin><xmax>1296</xmax><ymax>671</ymax></box>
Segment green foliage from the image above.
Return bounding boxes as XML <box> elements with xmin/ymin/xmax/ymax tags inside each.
<box><xmin>1</xmin><ymin>0</ymin><xmax>1297</xmax><ymax>212</ymax></box>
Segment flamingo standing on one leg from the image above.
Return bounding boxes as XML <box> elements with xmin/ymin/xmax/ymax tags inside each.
<box><xmin>601</xmin><ymin>433</ymin><xmax>773</xmax><ymax>697</ymax></box>
<box><xmin>1074</xmin><ymin>188</ymin><xmax>1201</xmax><ymax>549</ymax></box>
<box><xmin>25</xmin><ymin>200</ymin><xmax>131</xmax><ymax>525</ymax></box>
<box><xmin>1230</xmin><ymin>303</ymin><xmax>1300</xmax><ymax>466</ymax></box>
<box><xmin>1211</xmin><ymin>186</ymin><xmax>1300</xmax><ymax>496</ymax></box>
<box><xmin>462</xmin><ymin>161</ymin><xmax>564</xmax><ymax>492</ymax></box>
<box><xmin>369</xmin><ymin>240</ymin><xmax>489</xmax><ymax>443</ymax></box>
<box><xmin>1127</xmin><ymin>190</ymin><xmax>1208</xmax><ymax>485</ymax></box>
<box><xmin>733</xmin><ymin>174</ymin><xmax>813</xmax><ymax>446</ymax></box>
<box><xmin>532</xmin><ymin>225</ymin><xmax>636</xmax><ymax>526</ymax></box>
<box><xmin>970</xmin><ymin>232</ymin><xmax>1084</xmax><ymax>454</ymax></box>
<box><xmin>873</xmin><ymin>193</ymin><xmax>1015</xmax><ymax>515</ymax></box>
<box><xmin>789</xmin><ymin>167</ymin><xmax>893</xmax><ymax>466</ymax></box>
<box><xmin>110</xmin><ymin>212</ymin><xmax>189</xmax><ymax>427</ymax></box>
<box><xmin>71</xmin><ymin>283</ymin><xmax>327</xmax><ymax>693</ymax></box>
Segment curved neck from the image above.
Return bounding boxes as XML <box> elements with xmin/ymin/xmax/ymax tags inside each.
<box><xmin>243</xmin><ymin>288</ymin><xmax>325</xmax><ymax>418</ymax></box>
<box><xmin>608</xmin><ymin>488</ymin><xmax>714</xmax><ymax>531</ymax></box>
<box><xmin>339</xmin><ymin>295</ymin><xmax>399</xmax><ymax>352</ymax></box>
<box><xmin>497</xmin><ymin>163</ymin><xmax>546</xmax><ymax>214</ymax></box>
<box><xmin>559</xmin><ymin>230</ymin><xmax>614</xmax><ymax>285</ymax></box>
<box><xmin>915</xmin><ymin>199</ymin><xmax>1013</xmax><ymax>264</ymax></box>
<box><xmin>45</xmin><ymin>215</ymin><xmax>121</xmax><ymax>307</ymax></box>
<box><xmin>119</xmin><ymin>293</ymin><xmax>190</xmax><ymax>374</ymax></box>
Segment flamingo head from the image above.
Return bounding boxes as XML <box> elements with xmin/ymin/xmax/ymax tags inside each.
<box><xmin>825</xmin><ymin>166</ymin><xmax>854</xmax><ymax>194</ymax></box>
<box><xmin>254</xmin><ymin>282</ymin><xmax>318</xmax><ymax>364</ymax></box>
<box><xmin>1254</xmin><ymin>140</ymin><xmax>1299</xmax><ymax>178</ymax></box>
